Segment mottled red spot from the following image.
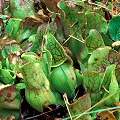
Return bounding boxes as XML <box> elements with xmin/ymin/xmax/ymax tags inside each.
<box><xmin>0</xmin><ymin>93</ymin><xmax>3</xmax><ymax>97</ymax></box>
<box><xmin>10</xmin><ymin>99</ymin><xmax>14</xmax><ymax>102</ymax></box>
<box><xmin>32</xmin><ymin>24</ymin><xmax>34</xmax><ymax>27</ymax></box>
<box><xmin>7</xmin><ymin>93</ymin><xmax>11</xmax><ymax>98</ymax></box>
<box><xmin>25</xmin><ymin>73</ymin><xmax>27</xmax><ymax>76</ymax></box>
<box><xmin>94</xmin><ymin>58</ymin><xmax>98</xmax><ymax>61</ymax></box>
<box><xmin>36</xmin><ymin>74</ymin><xmax>38</xmax><ymax>76</ymax></box>
<box><xmin>101</xmin><ymin>67</ymin><xmax>106</xmax><ymax>72</ymax></box>
<box><xmin>9</xmin><ymin>86</ymin><xmax>16</xmax><ymax>91</ymax></box>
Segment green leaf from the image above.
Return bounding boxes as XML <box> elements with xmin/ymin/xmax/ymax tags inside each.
<box><xmin>103</xmin><ymin>65</ymin><xmax>119</xmax><ymax>106</ymax></box>
<box><xmin>18</xmin><ymin>23</ymin><xmax>39</xmax><ymax>43</ymax></box>
<box><xmin>116</xmin><ymin>69</ymin><xmax>120</xmax><ymax>85</ymax></box>
<box><xmin>68</xmin><ymin>35</ymin><xmax>89</xmax><ymax>61</ymax></box>
<box><xmin>29</xmin><ymin>33</ymin><xmax>43</xmax><ymax>53</ymax></box>
<box><xmin>16</xmin><ymin>83</ymin><xmax>26</xmax><ymax>90</ymax></box>
<box><xmin>37</xmin><ymin>22</ymin><xmax>57</xmax><ymax>36</ymax></box>
<box><xmin>83</xmin><ymin>71</ymin><xmax>103</xmax><ymax>105</ymax></box>
<box><xmin>0</xmin><ymin>69</ymin><xmax>16</xmax><ymax>84</ymax></box>
<box><xmin>58</xmin><ymin>1</ymin><xmax>87</xmax><ymax>39</ymax></box>
<box><xmin>19</xmin><ymin>29</ymin><xmax>32</xmax><ymax>42</ymax></box>
<box><xmin>50</xmin><ymin>63</ymin><xmax>77</xmax><ymax>98</ymax></box>
<box><xmin>0</xmin><ymin>84</ymin><xmax>20</xmax><ymax>109</ymax></box>
<box><xmin>78</xmin><ymin>60</ymin><xmax>86</xmax><ymax>73</ymax></box>
<box><xmin>90</xmin><ymin>93</ymin><xmax>102</xmax><ymax>105</ymax></box>
<box><xmin>88</xmin><ymin>46</ymin><xmax>111</xmax><ymax>71</ymax></box>
<box><xmin>44</xmin><ymin>33</ymin><xmax>67</xmax><ymax>67</ymax></box>
<box><xmin>28</xmin><ymin>34</ymin><xmax>36</xmax><ymax>43</ymax></box>
<box><xmin>21</xmin><ymin>52</ymin><xmax>49</xmax><ymax>77</ymax></box>
<box><xmin>29</xmin><ymin>22</ymin><xmax>57</xmax><ymax>53</ymax></box>
<box><xmin>21</xmin><ymin>52</ymin><xmax>41</xmax><ymax>63</ymax></box>
<box><xmin>1</xmin><ymin>41</ymin><xmax>23</xmax><ymax>59</ymax></box>
<box><xmin>93</xmin><ymin>49</ymin><xmax>119</xmax><ymax>74</ymax></box>
<box><xmin>85</xmin><ymin>29</ymin><xmax>105</xmax><ymax>53</ymax></box>
<box><xmin>89</xmin><ymin>51</ymin><xmax>120</xmax><ymax>73</ymax></box>
<box><xmin>9</xmin><ymin>0</ymin><xmax>35</xmax><ymax>19</ymax></box>
<box><xmin>109</xmin><ymin>16</ymin><xmax>120</xmax><ymax>41</ymax></box>
<box><xmin>54</xmin><ymin>17</ymin><xmax>66</xmax><ymax>43</ymax></box>
<box><xmin>74</xmin><ymin>69</ymin><xmax>83</xmax><ymax>86</ymax></box>
<box><xmin>70</xmin><ymin>13</ymin><xmax>87</xmax><ymax>38</ymax></box>
<box><xmin>0</xmin><ymin>108</ymin><xmax>20</xmax><ymax>120</ymax></box>
<box><xmin>0</xmin><ymin>61</ymin><xmax>2</xmax><ymax>69</ymax></box>
<box><xmin>5</xmin><ymin>18</ymin><xmax>22</xmax><ymax>40</ymax></box>
<box><xmin>58</xmin><ymin>1</ymin><xmax>77</xmax><ymax>23</ymax></box>
<box><xmin>101</xmin><ymin>33</ymin><xmax>113</xmax><ymax>47</ymax></box>
<box><xmin>75</xmin><ymin>1</ymin><xmax>93</xmax><ymax>12</ymax></box>
<box><xmin>86</xmin><ymin>12</ymin><xmax>108</xmax><ymax>34</ymax></box>
<box><xmin>83</xmin><ymin>71</ymin><xmax>103</xmax><ymax>92</ymax></box>
<box><xmin>18</xmin><ymin>10</ymin><xmax>50</xmax><ymax>43</ymax></box>
<box><xmin>98</xmin><ymin>52</ymin><xmax>120</xmax><ymax>83</ymax></box>
<box><xmin>66</xmin><ymin>93</ymin><xmax>91</xmax><ymax>119</ymax></box>
<box><xmin>61</xmin><ymin>18</ymin><xmax>71</xmax><ymax>38</ymax></box>
<box><xmin>101</xmin><ymin>64</ymin><xmax>116</xmax><ymax>91</ymax></box>
<box><xmin>58</xmin><ymin>1</ymin><xmax>86</xmax><ymax>24</ymax></box>
<box><xmin>42</xmin><ymin>49</ymin><xmax>52</xmax><ymax>74</ymax></box>
<box><xmin>20</xmin><ymin>62</ymin><xmax>64</xmax><ymax>112</ymax></box>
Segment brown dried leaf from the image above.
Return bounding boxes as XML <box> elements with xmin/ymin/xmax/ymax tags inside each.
<box><xmin>6</xmin><ymin>115</ymin><xmax>15</xmax><ymax>120</ymax></box>
<box><xmin>20</xmin><ymin>10</ymin><xmax>50</xmax><ymax>27</ymax></box>
<box><xmin>0</xmin><ymin>36</ymin><xmax>11</xmax><ymax>50</ymax></box>
<box><xmin>0</xmin><ymin>115</ymin><xmax>15</xmax><ymax>120</ymax></box>
<box><xmin>40</xmin><ymin>0</ymin><xmax>60</xmax><ymax>12</ymax></box>
<box><xmin>16</xmin><ymin>72</ymin><xmax>23</xmax><ymax>79</ymax></box>
<box><xmin>8</xmin><ymin>53</ymin><xmax>20</xmax><ymax>64</ymax></box>
<box><xmin>98</xmin><ymin>110</ymin><xmax>116</xmax><ymax>120</ymax></box>
<box><xmin>114</xmin><ymin>102</ymin><xmax>120</xmax><ymax>112</ymax></box>
<box><xmin>115</xmin><ymin>102</ymin><xmax>120</xmax><ymax>106</ymax></box>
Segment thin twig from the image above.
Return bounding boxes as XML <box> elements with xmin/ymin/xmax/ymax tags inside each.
<box><xmin>63</xmin><ymin>93</ymin><xmax>73</xmax><ymax>120</ymax></box>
